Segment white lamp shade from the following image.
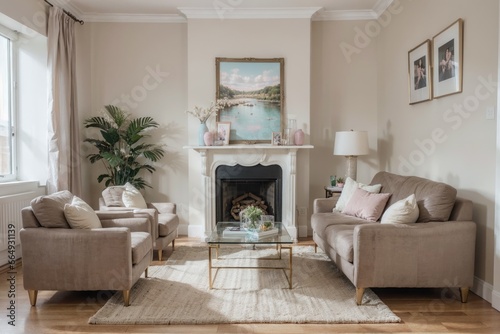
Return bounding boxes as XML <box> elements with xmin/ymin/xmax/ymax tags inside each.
<box><xmin>333</xmin><ymin>131</ymin><xmax>369</xmax><ymax>156</ymax></box>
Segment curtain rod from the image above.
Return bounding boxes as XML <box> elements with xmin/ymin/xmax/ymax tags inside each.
<box><xmin>44</xmin><ymin>0</ymin><xmax>84</xmax><ymax>25</ymax></box>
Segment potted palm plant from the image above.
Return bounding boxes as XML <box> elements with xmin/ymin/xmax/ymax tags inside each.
<box><xmin>84</xmin><ymin>105</ymin><xmax>165</xmax><ymax>189</ymax></box>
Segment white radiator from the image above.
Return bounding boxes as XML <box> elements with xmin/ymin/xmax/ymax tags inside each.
<box><xmin>0</xmin><ymin>184</ymin><xmax>45</xmax><ymax>265</ymax></box>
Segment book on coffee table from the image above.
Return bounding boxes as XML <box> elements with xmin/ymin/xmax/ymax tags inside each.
<box><xmin>223</xmin><ymin>226</ymin><xmax>279</xmax><ymax>238</ymax></box>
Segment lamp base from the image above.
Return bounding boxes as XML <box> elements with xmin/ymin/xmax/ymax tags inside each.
<box><xmin>345</xmin><ymin>156</ymin><xmax>358</xmax><ymax>181</ymax></box>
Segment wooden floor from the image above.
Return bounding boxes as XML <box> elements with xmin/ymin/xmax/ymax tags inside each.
<box><xmin>1</xmin><ymin>237</ymin><xmax>500</xmax><ymax>334</ymax></box>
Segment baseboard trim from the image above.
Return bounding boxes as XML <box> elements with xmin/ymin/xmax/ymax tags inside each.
<box><xmin>472</xmin><ymin>276</ymin><xmax>493</xmax><ymax>303</ymax></box>
<box><xmin>298</xmin><ymin>225</ymin><xmax>308</xmax><ymax>238</ymax></box>
<box><xmin>492</xmin><ymin>289</ymin><xmax>500</xmax><ymax>311</ymax></box>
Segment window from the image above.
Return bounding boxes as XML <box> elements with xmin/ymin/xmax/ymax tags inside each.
<box><xmin>0</xmin><ymin>32</ymin><xmax>14</xmax><ymax>181</ymax></box>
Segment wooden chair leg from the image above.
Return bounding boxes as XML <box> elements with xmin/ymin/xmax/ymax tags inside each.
<box><xmin>123</xmin><ymin>290</ymin><xmax>130</xmax><ymax>306</ymax></box>
<box><xmin>144</xmin><ymin>267</ymin><xmax>148</xmax><ymax>278</ymax></box>
<box><xmin>356</xmin><ymin>287</ymin><xmax>365</xmax><ymax>305</ymax></box>
<box><xmin>28</xmin><ymin>290</ymin><xmax>38</xmax><ymax>306</ymax></box>
<box><xmin>172</xmin><ymin>239</ymin><xmax>175</xmax><ymax>251</ymax></box>
<box><xmin>460</xmin><ymin>287</ymin><xmax>469</xmax><ymax>303</ymax></box>
<box><xmin>314</xmin><ymin>243</ymin><xmax>317</xmax><ymax>253</ymax></box>
<box><xmin>158</xmin><ymin>249</ymin><xmax>163</xmax><ymax>262</ymax></box>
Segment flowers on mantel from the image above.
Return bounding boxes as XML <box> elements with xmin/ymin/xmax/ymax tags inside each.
<box><xmin>186</xmin><ymin>100</ymin><xmax>225</xmax><ymax>123</ymax></box>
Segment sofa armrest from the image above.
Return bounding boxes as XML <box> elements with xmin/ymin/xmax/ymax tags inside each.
<box><xmin>20</xmin><ymin>227</ymin><xmax>134</xmax><ymax>291</ymax></box>
<box><xmin>100</xmin><ymin>217</ymin><xmax>151</xmax><ymax>234</ymax></box>
<box><xmin>148</xmin><ymin>202</ymin><xmax>176</xmax><ymax>214</ymax></box>
<box><xmin>353</xmin><ymin>221</ymin><xmax>476</xmax><ymax>288</ymax></box>
<box><xmin>313</xmin><ymin>194</ymin><xmax>340</xmax><ymax>214</ymax></box>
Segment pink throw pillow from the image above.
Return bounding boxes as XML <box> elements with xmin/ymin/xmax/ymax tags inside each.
<box><xmin>342</xmin><ymin>188</ymin><xmax>391</xmax><ymax>221</ymax></box>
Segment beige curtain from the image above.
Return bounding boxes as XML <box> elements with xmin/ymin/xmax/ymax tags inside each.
<box><xmin>47</xmin><ymin>6</ymin><xmax>82</xmax><ymax>195</ymax></box>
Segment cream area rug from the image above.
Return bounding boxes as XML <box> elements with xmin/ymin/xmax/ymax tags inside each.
<box><xmin>89</xmin><ymin>246</ymin><xmax>400</xmax><ymax>325</ymax></box>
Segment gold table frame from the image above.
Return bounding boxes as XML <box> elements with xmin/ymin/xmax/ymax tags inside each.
<box><xmin>208</xmin><ymin>243</ymin><xmax>293</xmax><ymax>289</ymax></box>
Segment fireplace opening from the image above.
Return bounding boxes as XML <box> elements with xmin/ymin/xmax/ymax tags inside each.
<box><xmin>216</xmin><ymin>164</ymin><xmax>282</xmax><ymax>223</ymax></box>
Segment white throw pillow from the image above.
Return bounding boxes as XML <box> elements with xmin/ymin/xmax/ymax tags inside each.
<box><xmin>334</xmin><ymin>177</ymin><xmax>382</xmax><ymax>212</ymax></box>
<box><xmin>381</xmin><ymin>194</ymin><xmax>419</xmax><ymax>224</ymax></box>
<box><xmin>64</xmin><ymin>196</ymin><xmax>102</xmax><ymax>229</ymax></box>
<box><xmin>122</xmin><ymin>182</ymin><xmax>148</xmax><ymax>209</ymax></box>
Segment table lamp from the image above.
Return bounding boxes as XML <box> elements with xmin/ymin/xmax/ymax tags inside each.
<box><xmin>333</xmin><ymin>130</ymin><xmax>369</xmax><ymax>181</ymax></box>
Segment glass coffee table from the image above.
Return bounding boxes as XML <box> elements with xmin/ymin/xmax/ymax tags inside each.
<box><xmin>207</xmin><ymin>222</ymin><xmax>294</xmax><ymax>289</ymax></box>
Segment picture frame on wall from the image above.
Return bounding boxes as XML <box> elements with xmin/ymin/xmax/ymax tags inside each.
<box><xmin>408</xmin><ymin>40</ymin><xmax>432</xmax><ymax>104</ymax></box>
<box><xmin>432</xmin><ymin>18</ymin><xmax>464</xmax><ymax>98</ymax></box>
<box><xmin>216</xmin><ymin>57</ymin><xmax>284</xmax><ymax>144</ymax></box>
<box><xmin>216</xmin><ymin>122</ymin><xmax>231</xmax><ymax>145</ymax></box>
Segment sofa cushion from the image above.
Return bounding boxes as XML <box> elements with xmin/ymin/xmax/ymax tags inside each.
<box><xmin>334</xmin><ymin>177</ymin><xmax>382</xmax><ymax>212</ymax></box>
<box><xmin>342</xmin><ymin>188</ymin><xmax>391</xmax><ymax>221</ymax></box>
<box><xmin>311</xmin><ymin>211</ymin><xmax>369</xmax><ymax>240</ymax></box>
<box><xmin>130</xmin><ymin>232</ymin><xmax>152</xmax><ymax>265</ymax></box>
<box><xmin>381</xmin><ymin>194</ymin><xmax>419</xmax><ymax>224</ymax></box>
<box><xmin>122</xmin><ymin>183</ymin><xmax>147</xmax><ymax>209</ymax></box>
<box><xmin>324</xmin><ymin>225</ymin><xmax>356</xmax><ymax>263</ymax></box>
<box><xmin>31</xmin><ymin>190</ymin><xmax>73</xmax><ymax>228</ymax></box>
<box><xmin>64</xmin><ymin>196</ymin><xmax>102</xmax><ymax>229</ymax></box>
<box><xmin>371</xmin><ymin>172</ymin><xmax>457</xmax><ymax>222</ymax></box>
<box><xmin>102</xmin><ymin>186</ymin><xmax>125</xmax><ymax>207</ymax></box>
<box><xmin>158</xmin><ymin>213</ymin><xmax>180</xmax><ymax>237</ymax></box>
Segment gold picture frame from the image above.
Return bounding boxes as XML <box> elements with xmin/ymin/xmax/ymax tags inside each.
<box><xmin>408</xmin><ymin>40</ymin><xmax>432</xmax><ymax>104</ymax></box>
<box><xmin>216</xmin><ymin>57</ymin><xmax>285</xmax><ymax>144</ymax></box>
<box><xmin>432</xmin><ymin>19</ymin><xmax>464</xmax><ymax>98</ymax></box>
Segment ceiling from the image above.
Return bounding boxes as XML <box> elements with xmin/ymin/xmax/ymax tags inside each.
<box><xmin>50</xmin><ymin>0</ymin><xmax>394</xmax><ymax>22</ymax></box>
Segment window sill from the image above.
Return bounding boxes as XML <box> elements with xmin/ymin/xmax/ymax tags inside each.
<box><xmin>0</xmin><ymin>181</ymin><xmax>42</xmax><ymax>197</ymax></box>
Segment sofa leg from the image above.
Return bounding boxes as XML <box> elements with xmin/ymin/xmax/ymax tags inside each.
<box><xmin>460</xmin><ymin>287</ymin><xmax>469</xmax><ymax>303</ymax></box>
<box><xmin>145</xmin><ymin>267</ymin><xmax>148</xmax><ymax>278</ymax></box>
<box><xmin>314</xmin><ymin>243</ymin><xmax>317</xmax><ymax>253</ymax></box>
<box><xmin>158</xmin><ymin>249</ymin><xmax>163</xmax><ymax>262</ymax></box>
<box><xmin>172</xmin><ymin>239</ymin><xmax>175</xmax><ymax>251</ymax></box>
<box><xmin>123</xmin><ymin>290</ymin><xmax>130</xmax><ymax>306</ymax></box>
<box><xmin>28</xmin><ymin>290</ymin><xmax>38</xmax><ymax>306</ymax></box>
<box><xmin>356</xmin><ymin>288</ymin><xmax>365</xmax><ymax>305</ymax></box>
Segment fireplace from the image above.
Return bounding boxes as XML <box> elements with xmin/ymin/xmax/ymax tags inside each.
<box><xmin>215</xmin><ymin>164</ymin><xmax>282</xmax><ymax>223</ymax></box>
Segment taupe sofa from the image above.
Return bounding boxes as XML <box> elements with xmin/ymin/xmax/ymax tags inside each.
<box><xmin>99</xmin><ymin>186</ymin><xmax>179</xmax><ymax>261</ymax></box>
<box><xmin>20</xmin><ymin>191</ymin><xmax>152</xmax><ymax>307</ymax></box>
<box><xmin>311</xmin><ymin>172</ymin><xmax>476</xmax><ymax>305</ymax></box>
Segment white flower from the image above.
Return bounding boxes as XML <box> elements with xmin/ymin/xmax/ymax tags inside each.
<box><xmin>186</xmin><ymin>100</ymin><xmax>225</xmax><ymax>123</ymax></box>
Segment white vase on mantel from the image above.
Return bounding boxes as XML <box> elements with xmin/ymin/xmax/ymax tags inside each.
<box><xmin>198</xmin><ymin>122</ymin><xmax>208</xmax><ymax>146</ymax></box>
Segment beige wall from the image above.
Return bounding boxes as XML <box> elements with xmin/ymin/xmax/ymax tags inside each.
<box><xmin>76</xmin><ymin>22</ymin><xmax>189</xmax><ymax>226</ymax></box>
<box><xmin>377</xmin><ymin>0</ymin><xmax>499</xmax><ymax>290</ymax></box>
<box><xmin>310</xmin><ymin>20</ymin><xmax>380</xmax><ymax>233</ymax></box>
<box><xmin>0</xmin><ymin>0</ymin><xmax>47</xmax><ymax>36</ymax></box>
<box><xmin>186</xmin><ymin>19</ymin><xmax>312</xmax><ymax>237</ymax></box>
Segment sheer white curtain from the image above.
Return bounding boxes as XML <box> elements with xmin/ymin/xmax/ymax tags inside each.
<box><xmin>46</xmin><ymin>6</ymin><xmax>82</xmax><ymax>195</ymax></box>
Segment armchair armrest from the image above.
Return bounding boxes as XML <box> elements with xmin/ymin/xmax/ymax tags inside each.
<box><xmin>353</xmin><ymin>221</ymin><xmax>476</xmax><ymax>288</ymax></box>
<box><xmin>148</xmin><ymin>202</ymin><xmax>176</xmax><ymax>214</ymax></box>
<box><xmin>100</xmin><ymin>217</ymin><xmax>151</xmax><ymax>234</ymax></box>
<box><xmin>313</xmin><ymin>195</ymin><xmax>340</xmax><ymax>214</ymax></box>
<box><xmin>95</xmin><ymin>211</ymin><xmax>134</xmax><ymax>220</ymax></box>
<box><xmin>131</xmin><ymin>208</ymin><xmax>158</xmax><ymax>240</ymax></box>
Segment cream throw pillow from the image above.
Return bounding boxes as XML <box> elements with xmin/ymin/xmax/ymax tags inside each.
<box><xmin>64</xmin><ymin>196</ymin><xmax>102</xmax><ymax>229</ymax></box>
<box><xmin>122</xmin><ymin>182</ymin><xmax>147</xmax><ymax>209</ymax></box>
<box><xmin>334</xmin><ymin>177</ymin><xmax>382</xmax><ymax>212</ymax></box>
<box><xmin>342</xmin><ymin>188</ymin><xmax>391</xmax><ymax>221</ymax></box>
<box><xmin>381</xmin><ymin>194</ymin><xmax>419</xmax><ymax>224</ymax></box>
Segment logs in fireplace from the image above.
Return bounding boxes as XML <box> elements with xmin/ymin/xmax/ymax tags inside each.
<box><xmin>230</xmin><ymin>192</ymin><xmax>269</xmax><ymax>220</ymax></box>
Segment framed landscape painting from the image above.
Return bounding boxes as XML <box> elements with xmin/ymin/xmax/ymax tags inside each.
<box><xmin>408</xmin><ymin>40</ymin><xmax>432</xmax><ymax>104</ymax></box>
<box><xmin>216</xmin><ymin>57</ymin><xmax>284</xmax><ymax>144</ymax></box>
<box><xmin>432</xmin><ymin>19</ymin><xmax>464</xmax><ymax>98</ymax></box>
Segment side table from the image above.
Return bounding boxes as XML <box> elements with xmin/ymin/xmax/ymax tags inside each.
<box><xmin>324</xmin><ymin>186</ymin><xmax>343</xmax><ymax>198</ymax></box>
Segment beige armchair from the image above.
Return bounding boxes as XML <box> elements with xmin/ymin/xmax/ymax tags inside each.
<box><xmin>20</xmin><ymin>191</ymin><xmax>153</xmax><ymax>307</ymax></box>
<box><xmin>99</xmin><ymin>186</ymin><xmax>179</xmax><ymax>261</ymax></box>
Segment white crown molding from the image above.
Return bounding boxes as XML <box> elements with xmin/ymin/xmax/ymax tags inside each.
<box><xmin>177</xmin><ymin>7</ymin><xmax>322</xmax><ymax>20</ymax></box>
<box><xmin>312</xmin><ymin>9</ymin><xmax>377</xmax><ymax>21</ymax></box>
<box><xmin>82</xmin><ymin>13</ymin><xmax>186</xmax><ymax>23</ymax></box>
<box><xmin>47</xmin><ymin>0</ymin><xmax>395</xmax><ymax>23</ymax></box>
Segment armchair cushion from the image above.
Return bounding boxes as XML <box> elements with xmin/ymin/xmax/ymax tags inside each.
<box><xmin>64</xmin><ymin>196</ymin><xmax>102</xmax><ymax>229</ymax></box>
<box><xmin>131</xmin><ymin>232</ymin><xmax>152</xmax><ymax>265</ymax></box>
<box><xmin>122</xmin><ymin>183</ymin><xmax>147</xmax><ymax>209</ymax></box>
<box><xmin>30</xmin><ymin>190</ymin><xmax>73</xmax><ymax>228</ymax></box>
<box><xmin>158</xmin><ymin>213</ymin><xmax>180</xmax><ymax>237</ymax></box>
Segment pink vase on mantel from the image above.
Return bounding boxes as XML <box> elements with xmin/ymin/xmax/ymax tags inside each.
<box><xmin>294</xmin><ymin>129</ymin><xmax>305</xmax><ymax>146</ymax></box>
<box><xmin>203</xmin><ymin>131</ymin><xmax>214</xmax><ymax>146</ymax></box>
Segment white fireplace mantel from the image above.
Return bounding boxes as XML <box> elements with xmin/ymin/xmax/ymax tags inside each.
<box><xmin>185</xmin><ymin>144</ymin><xmax>313</xmax><ymax>239</ymax></box>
